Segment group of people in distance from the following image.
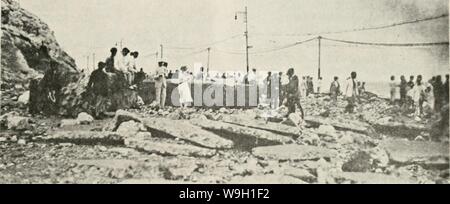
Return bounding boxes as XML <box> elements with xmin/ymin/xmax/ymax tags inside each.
<box><xmin>390</xmin><ymin>74</ymin><xmax>449</xmax><ymax>121</ymax></box>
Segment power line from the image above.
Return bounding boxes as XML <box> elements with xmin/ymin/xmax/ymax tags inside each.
<box><xmin>254</xmin><ymin>13</ymin><xmax>448</xmax><ymax>37</ymax></box>
<box><xmin>215</xmin><ymin>37</ymin><xmax>317</xmax><ymax>55</ymax></box>
<box><xmin>322</xmin><ymin>37</ymin><xmax>449</xmax><ymax>47</ymax></box>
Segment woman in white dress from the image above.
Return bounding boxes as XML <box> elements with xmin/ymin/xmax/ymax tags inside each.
<box><xmin>178</xmin><ymin>66</ymin><xmax>193</xmax><ymax>108</ymax></box>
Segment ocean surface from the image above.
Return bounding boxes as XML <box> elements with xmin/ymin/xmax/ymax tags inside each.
<box><xmin>365</xmin><ymin>82</ymin><xmax>392</xmax><ymax>99</ymax></box>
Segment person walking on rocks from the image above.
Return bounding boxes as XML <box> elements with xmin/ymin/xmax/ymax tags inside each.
<box><xmin>154</xmin><ymin>61</ymin><xmax>168</xmax><ymax>110</ymax></box>
<box><xmin>344</xmin><ymin>71</ymin><xmax>359</xmax><ymax>113</ymax></box>
<box><xmin>286</xmin><ymin>68</ymin><xmax>304</xmax><ymax>118</ymax></box>
<box><xmin>178</xmin><ymin>66</ymin><xmax>193</xmax><ymax>108</ymax></box>
<box><xmin>329</xmin><ymin>76</ymin><xmax>340</xmax><ymax>105</ymax></box>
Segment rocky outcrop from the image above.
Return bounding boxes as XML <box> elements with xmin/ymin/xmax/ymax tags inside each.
<box><xmin>2</xmin><ymin>0</ymin><xmax>140</xmax><ymax>117</ymax></box>
<box><xmin>1</xmin><ymin>0</ymin><xmax>78</xmax><ymax>88</ymax></box>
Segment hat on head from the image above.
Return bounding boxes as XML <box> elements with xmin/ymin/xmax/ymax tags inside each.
<box><xmin>180</xmin><ymin>66</ymin><xmax>187</xmax><ymax>71</ymax></box>
<box><xmin>163</xmin><ymin>62</ymin><xmax>168</xmax><ymax>67</ymax></box>
<box><xmin>158</xmin><ymin>61</ymin><xmax>165</xmax><ymax>67</ymax></box>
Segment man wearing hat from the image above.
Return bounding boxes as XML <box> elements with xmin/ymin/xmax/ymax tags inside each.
<box><xmin>154</xmin><ymin>61</ymin><xmax>168</xmax><ymax>109</ymax></box>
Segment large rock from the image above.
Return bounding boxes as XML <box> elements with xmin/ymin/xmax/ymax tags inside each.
<box><xmin>1</xmin><ymin>0</ymin><xmax>77</xmax><ymax>87</ymax></box>
<box><xmin>190</xmin><ymin>118</ymin><xmax>293</xmax><ymax>144</ymax></box>
<box><xmin>252</xmin><ymin>144</ymin><xmax>337</xmax><ymax>161</ymax></box>
<box><xmin>116</xmin><ymin>121</ymin><xmax>142</xmax><ymax>138</ymax></box>
<box><xmin>6</xmin><ymin>115</ymin><xmax>31</xmax><ymax>130</ymax></box>
<box><xmin>105</xmin><ymin>109</ymin><xmax>143</xmax><ymax>131</ymax></box>
<box><xmin>76</xmin><ymin>112</ymin><xmax>94</xmax><ymax>125</ymax></box>
<box><xmin>17</xmin><ymin>90</ymin><xmax>29</xmax><ymax>104</ymax></box>
<box><xmin>380</xmin><ymin>139</ymin><xmax>449</xmax><ymax>168</ymax></box>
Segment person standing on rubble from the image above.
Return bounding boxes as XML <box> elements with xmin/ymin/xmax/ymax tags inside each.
<box><xmin>286</xmin><ymin>68</ymin><xmax>304</xmax><ymax>118</ymax></box>
<box><xmin>411</xmin><ymin>75</ymin><xmax>425</xmax><ymax>121</ymax></box>
<box><xmin>119</xmin><ymin>48</ymin><xmax>133</xmax><ymax>85</ymax></box>
<box><xmin>329</xmin><ymin>76</ymin><xmax>340</xmax><ymax>105</ymax></box>
<box><xmin>444</xmin><ymin>74</ymin><xmax>449</xmax><ymax>103</ymax></box>
<box><xmin>433</xmin><ymin>75</ymin><xmax>444</xmax><ymax>112</ymax></box>
<box><xmin>389</xmin><ymin>76</ymin><xmax>397</xmax><ymax>104</ymax></box>
<box><xmin>178</xmin><ymin>66</ymin><xmax>193</xmax><ymax>108</ymax></box>
<box><xmin>399</xmin><ymin>75</ymin><xmax>408</xmax><ymax>108</ymax></box>
<box><xmin>300</xmin><ymin>76</ymin><xmax>307</xmax><ymax>97</ymax></box>
<box><xmin>344</xmin><ymin>71</ymin><xmax>359</xmax><ymax>113</ymax></box>
<box><xmin>87</xmin><ymin>62</ymin><xmax>109</xmax><ymax>118</ymax></box>
<box><xmin>154</xmin><ymin>61</ymin><xmax>168</xmax><ymax>110</ymax></box>
<box><xmin>105</xmin><ymin>47</ymin><xmax>118</xmax><ymax>73</ymax></box>
<box><xmin>130</xmin><ymin>51</ymin><xmax>140</xmax><ymax>85</ymax></box>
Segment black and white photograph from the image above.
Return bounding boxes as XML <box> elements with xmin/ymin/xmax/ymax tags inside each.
<box><xmin>0</xmin><ymin>0</ymin><xmax>449</xmax><ymax>186</ymax></box>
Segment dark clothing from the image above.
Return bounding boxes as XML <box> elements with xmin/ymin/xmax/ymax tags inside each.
<box><xmin>445</xmin><ymin>80</ymin><xmax>449</xmax><ymax>102</ymax></box>
<box><xmin>105</xmin><ymin>56</ymin><xmax>116</xmax><ymax>73</ymax></box>
<box><xmin>135</xmin><ymin>71</ymin><xmax>146</xmax><ymax>85</ymax></box>
<box><xmin>407</xmin><ymin>80</ymin><xmax>415</xmax><ymax>89</ymax></box>
<box><xmin>266</xmin><ymin>76</ymin><xmax>272</xmax><ymax>99</ymax></box>
<box><xmin>87</xmin><ymin>69</ymin><xmax>108</xmax><ymax>97</ymax></box>
<box><xmin>286</xmin><ymin>75</ymin><xmax>304</xmax><ymax>118</ymax></box>
<box><xmin>399</xmin><ymin>80</ymin><xmax>408</xmax><ymax>106</ymax></box>
<box><xmin>345</xmin><ymin>96</ymin><xmax>356</xmax><ymax>113</ymax></box>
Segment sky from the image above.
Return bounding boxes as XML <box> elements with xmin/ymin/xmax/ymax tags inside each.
<box><xmin>19</xmin><ymin>0</ymin><xmax>449</xmax><ymax>82</ymax></box>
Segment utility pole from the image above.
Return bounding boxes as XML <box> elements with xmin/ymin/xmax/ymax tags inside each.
<box><xmin>160</xmin><ymin>44</ymin><xmax>163</xmax><ymax>59</ymax></box>
<box><xmin>86</xmin><ymin>55</ymin><xmax>90</xmax><ymax>72</ymax></box>
<box><xmin>318</xmin><ymin>36</ymin><xmax>322</xmax><ymax>79</ymax></box>
<box><xmin>235</xmin><ymin>6</ymin><xmax>250</xmax><ymax>73</ymax></box>
<box><xmin>207</xmin><ymin>47</ymin><xmax>211</xmax><ymax>71</ymax></box>
<box><xmin>120</xmin><ymin>39</ymin><xmax>123</xmax><ymax>51</ymax></box>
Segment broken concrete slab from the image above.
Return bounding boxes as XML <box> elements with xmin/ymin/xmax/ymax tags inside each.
<box><xmin>190</xmin><ymin>118</ymin><xmax>294</xmax><ymax>144</ymax></box>
<box><xmin>116</xmin><ymin>121</ymin><xmax>142</xmax><ymax>138</ymax></box>
<box><xmin>252</xmin><ymin>144</ymin><xmax>337</xmax><ymax>161</ymax></box>
<box><xmin>282</xmin><ymin>167</ymin><xmax>316</xmax><ymax>183</ymax></box>
<box><xmin>228</xmin><ymin>174</ymin><xmax>308</xmax><ymax>184</ymax></box>
<box><xmin>380</xmin><ymin>139</ymin><xmax>449</xmax><ymax>168</ymax></box>
<box><xmin>143</xmin><ymin>118</ymin><xmax>234</xmax><ymax>149</ymax></box>
<box><xmin>331</xmin><ymin>172</ymin><xmax>417</xmax><ymax>184</ymax></box>
<box><xmin>125</xmin><ymin>136</ymin><xmax>217</xmax><ymax>157</ymax></box>
<box><xmin>305</xmin><ymin>115</ymin><xmax>372</xmax><ymax>135</ymax></box>
<box><xmin>221</xmin><ymin>115</ymin><xmax>301</xmax><ymax>137</ymax></box>
<box><xmin>74</xmin><ymin>159</ymin><xmax>139</xmax><ymax>170</ymax></box>
<box><xmin>42</xmin><ymin>131</ymin><xmax>124</xmax><ymax>145</ymax></box>
<box><xmin>104</xmin><ymin>110</ymin><xmax>143</xmax><ymax>131</ymax></box>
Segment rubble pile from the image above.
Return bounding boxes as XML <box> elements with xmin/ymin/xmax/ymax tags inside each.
<box><xmin>1</xmin><ymin>91</ymin><xmax>448</xmax><ymax>184</ymax></box>
<box><xmin>0</xmin><ymin>1</ymin><xmax>448</xmax><ymax>184</ymax></box>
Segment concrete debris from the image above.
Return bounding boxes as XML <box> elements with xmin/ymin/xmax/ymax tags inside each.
<box><xmin>116</xmin><ymin>121</ymin><xmax>142</xmax><ymax>138</ymax></box>
<box><xmin>76</xmin><ymin>112</ymin><xmax>94</xmax><ymax>125</ymax></box>
<box><xmin>190</xmin><ymin>118</ymin><xmax>294</xmax><ymax>144</ymax></box>
<box><xmin>42</xmin><ymin>131</ymin><xmax>124</xmax><ymax>145</ymax></box>
<box><xmin>125</xmin><ymin>136</ymin><xmax>217</xmax><ymax>157</ymax></box>
<box><xmin>380</xmin><ymin>139</ymin><xmax>449</xmax><ymax>168</ymax></box>
<box><xmin>252</xmin><ymin>144</ymin><xmax>337</xmax><ymax>161</ymax></box>
<box><xmin>143</xmin><ymin>118</ymin><xmax>234</xmax><ymax>149</ymax></box>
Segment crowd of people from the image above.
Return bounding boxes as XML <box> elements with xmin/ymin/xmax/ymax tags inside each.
<box><xmin>86</xmin><ymin>46</ymin><xmax>448</xmax><ymax>122</ymax></box>
<box><xmin>389</xmin><ymin>74</ymin><xmax>449</xmax><ymax>121</ymax></box>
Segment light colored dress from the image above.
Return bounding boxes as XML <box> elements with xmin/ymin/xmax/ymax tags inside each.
<box><xmin>178</xmin><ymin>71</ymin><xmax>193</xmax><ymax>104</ymax></box>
